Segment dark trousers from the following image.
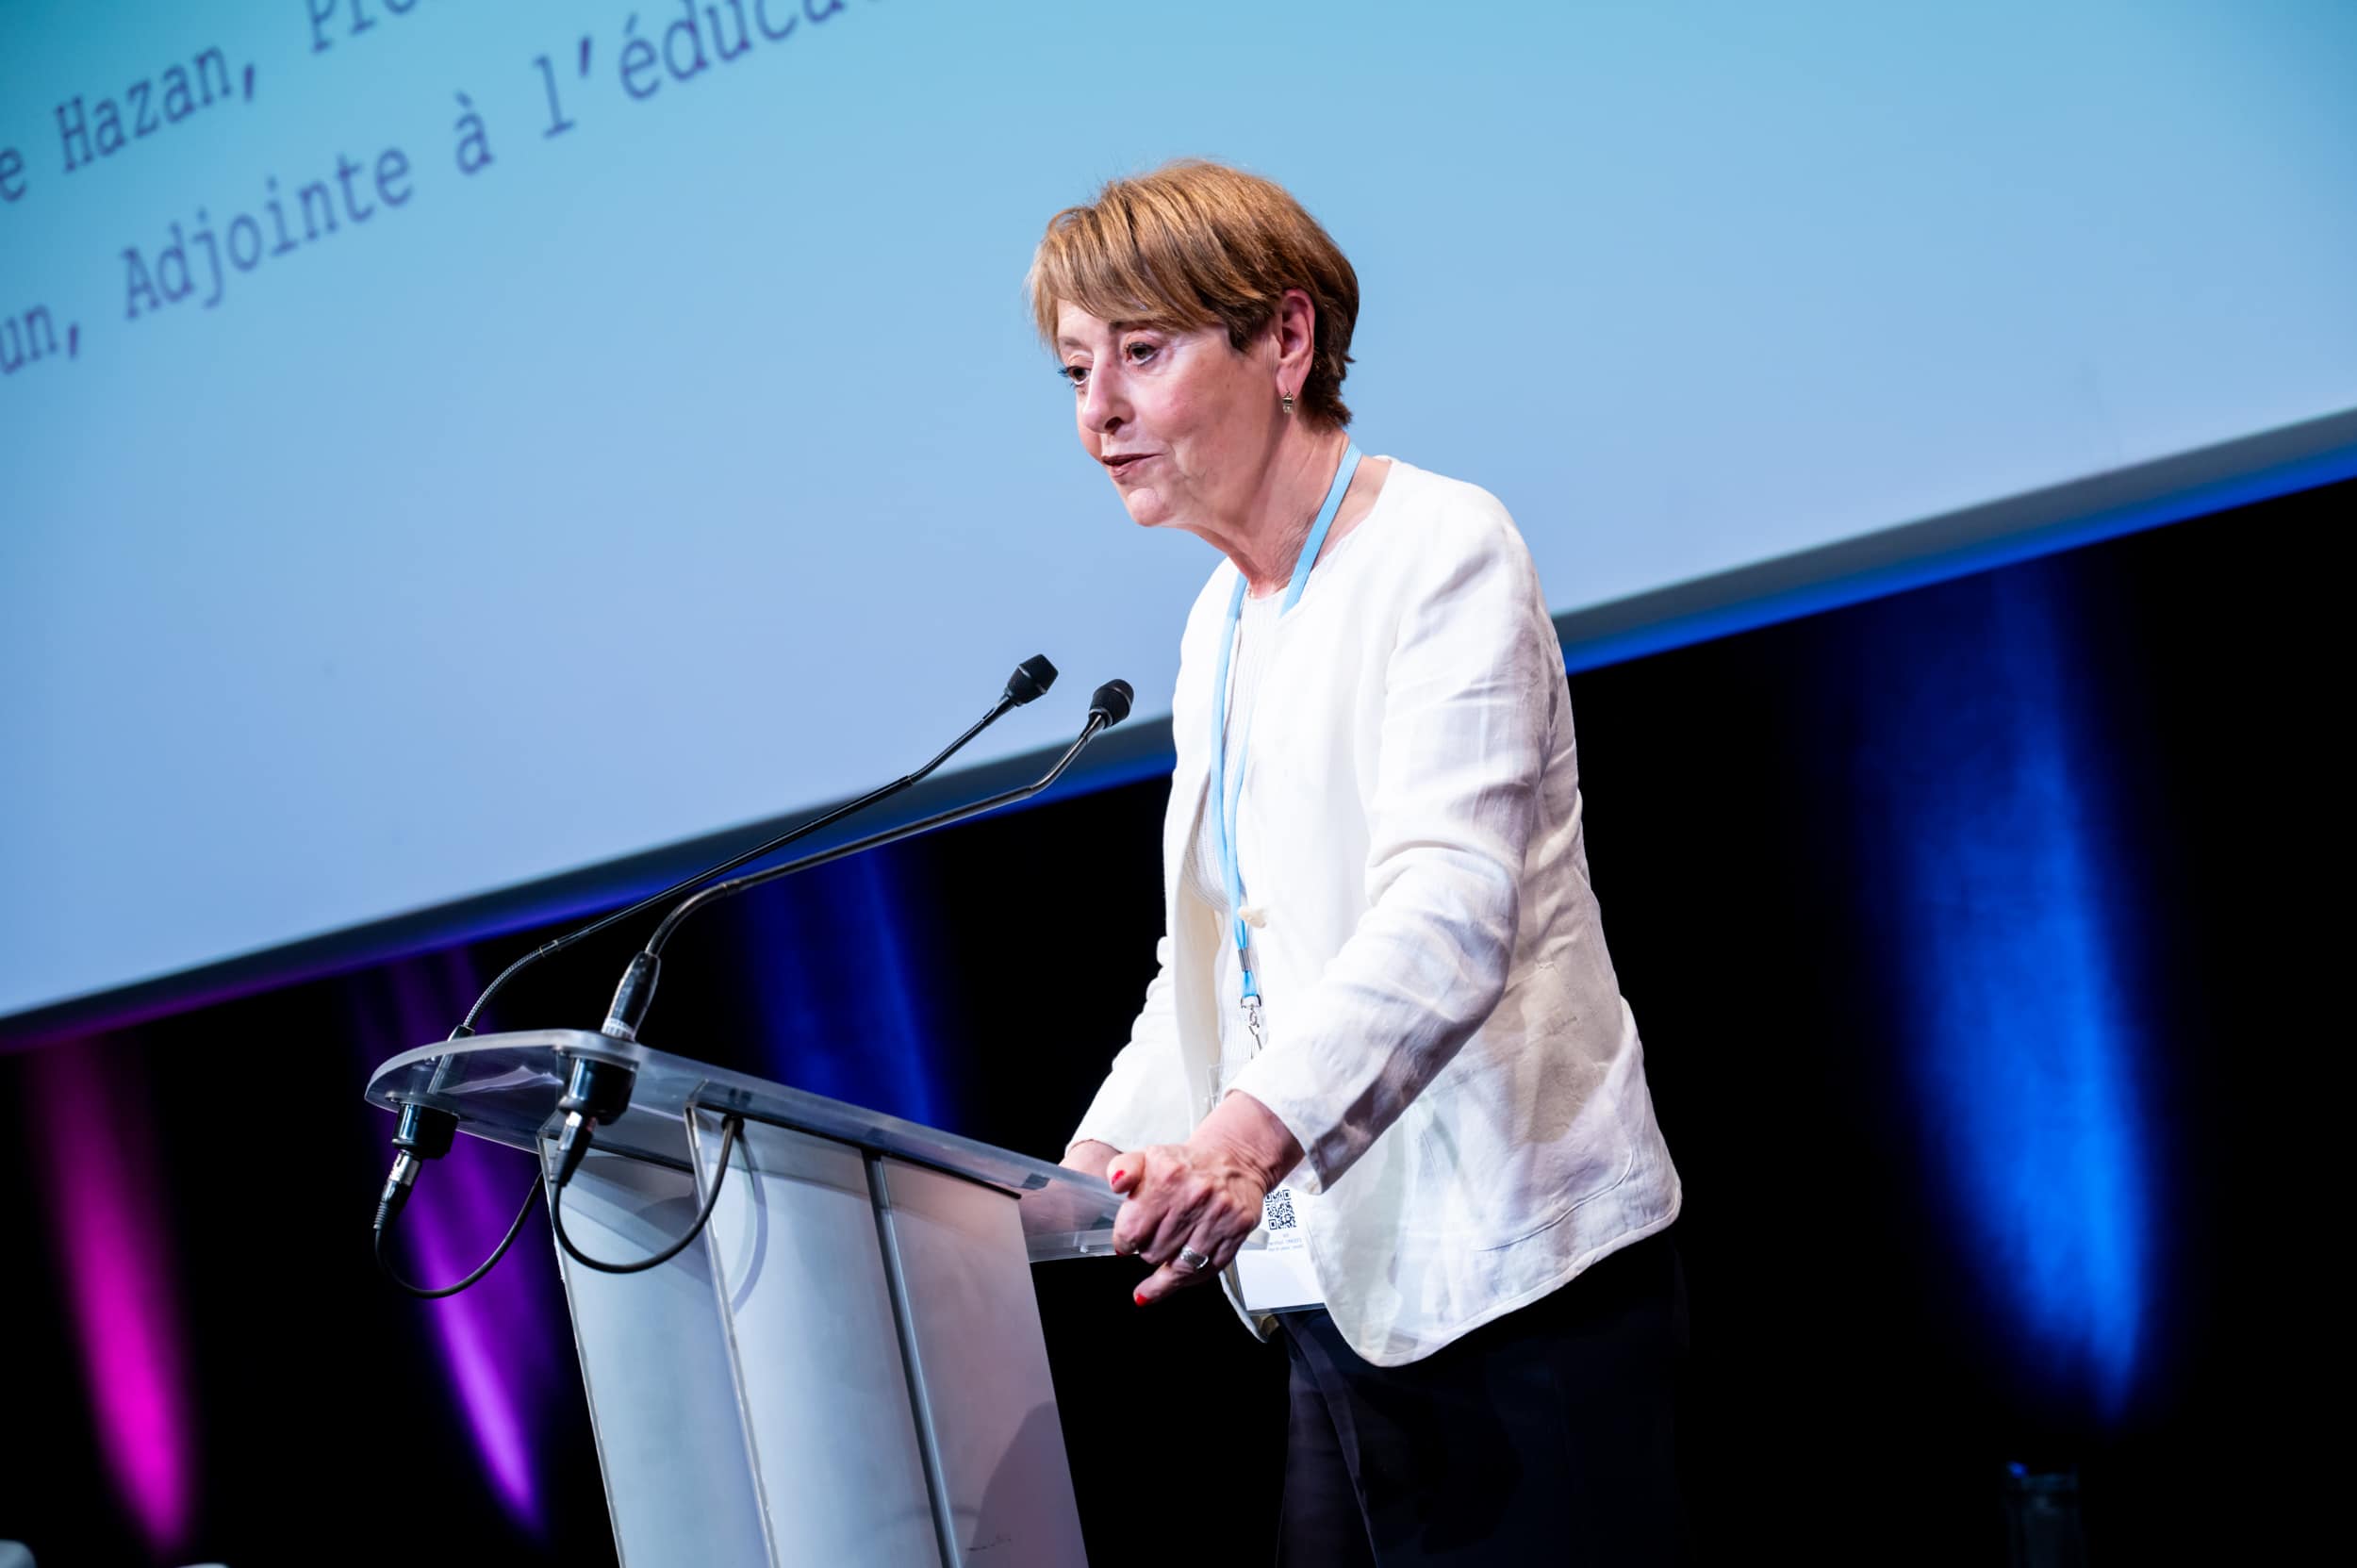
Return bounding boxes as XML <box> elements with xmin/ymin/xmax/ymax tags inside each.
<box><xmin>1276</xmin><ymin>1229</ymin><xmax>1687</xmax><ymax>1567</ymax></box>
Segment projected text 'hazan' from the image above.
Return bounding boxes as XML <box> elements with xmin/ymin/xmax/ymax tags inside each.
<box><xmin>0</xmin><ymin>2</ymin><xmax>882</xmax><ymax>380</ymax></box>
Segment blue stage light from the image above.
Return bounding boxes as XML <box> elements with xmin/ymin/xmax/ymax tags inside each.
<box><xmin>1870</xmin><ymin>573</ymin><xmax>2151</xmax><ymax>1416</ymax></box>
<box><xmin>733</xmin><ymin>851</ymin><xmax>943</xmax><ymax>1130</ymax></box>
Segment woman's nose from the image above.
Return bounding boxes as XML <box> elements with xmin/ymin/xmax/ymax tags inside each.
<box><xmin>1080</xmin><ymin>364</ymin><xmax>1125</xmax><ymax>433</ymax></box>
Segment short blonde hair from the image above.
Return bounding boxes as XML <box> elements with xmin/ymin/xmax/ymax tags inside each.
<box><xmin>1027</xmin><ymin>159</ymin><xmax>1360</xmax><ymax>427</ymax></box>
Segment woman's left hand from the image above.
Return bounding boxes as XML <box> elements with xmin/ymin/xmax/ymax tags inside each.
<box><xmin>1111</xmin><ymin>1091</ymin><xmax>1303</xmax><ymax>1305</ymax></box>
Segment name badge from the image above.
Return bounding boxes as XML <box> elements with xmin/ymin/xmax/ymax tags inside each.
<box><xmin>1232</xmin><ymin>1184</ymin><xmax>1325</xmax><ymax>1312</ymax></box>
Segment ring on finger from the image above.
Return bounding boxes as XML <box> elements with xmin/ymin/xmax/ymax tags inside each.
<box><xmin>1176</xmin><ymin>1246</ymin><xmax>1211</xmax><ymax>1273</ymax></box>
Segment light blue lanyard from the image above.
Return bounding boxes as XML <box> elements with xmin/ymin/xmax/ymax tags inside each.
<box><xmin>1210</xmin><ymin>441</ymin><xmax>1361</xmax><ymax>1043</ymax></box>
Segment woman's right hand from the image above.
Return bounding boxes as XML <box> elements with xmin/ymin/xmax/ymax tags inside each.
<box><xmin>1062</xmin><ymin>1139</ymin><xmax>1121</xmax><ymax>1183</ymax></box>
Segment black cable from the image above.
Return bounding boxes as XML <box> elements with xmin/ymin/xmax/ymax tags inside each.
<box><xmin>374</xmin><ymin>1172</ymin><xmax>544</xmax><ymax>1298</ymax></box>
<box><xmin>550</xmin><ymin>1114</ymin><xmax>744</xmax><ymax>1275</ymax></box>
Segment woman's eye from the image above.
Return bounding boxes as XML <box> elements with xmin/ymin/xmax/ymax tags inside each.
<box><xmin>1059</xmin><ymin>363</ymin><xmax>1089</xmax><ymax>388</ymax></box>
<box><xmin>1125</xmin><ymin>340</ymin><xmax>1159</xmax><ymax>363</ymax></box>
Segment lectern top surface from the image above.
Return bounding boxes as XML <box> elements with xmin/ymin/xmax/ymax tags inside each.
<box><xmin>365</xmin><ymin>1029</ymin><xmax>1122</xmax><ymax>1260</ymax></box>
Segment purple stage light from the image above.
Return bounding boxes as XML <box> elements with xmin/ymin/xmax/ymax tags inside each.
<box><xmin>403</xmin><ymin>1131</ymin><xmax>545</xmax><ymax>1529</ymax></box>
<box><xmin>373</xmin><ymin>956</ymin><xmax>563</xmax><ymax>1535</ymax></box>
<box><xmin>28</xmin><ymin>1038</ymin><xmax>196</xmax><ymax>1557</ymax></box>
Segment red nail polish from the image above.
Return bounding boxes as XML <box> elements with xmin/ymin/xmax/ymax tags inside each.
<box><xmin>1132</xmin><ymin>1291</ymin><xmax>1146</xmax><ymax>1307</ymax></box>
<box><xmin>1111</xmin><ymin>1167</ymin><xmax>1126</xmax><ymax>1183</ymax></box>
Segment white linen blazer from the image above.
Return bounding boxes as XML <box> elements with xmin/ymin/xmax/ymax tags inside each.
<box><xmin>1068</xmin><ymin>458</ymin><xmax>1681</xmax><ymax>1366</ymax></box>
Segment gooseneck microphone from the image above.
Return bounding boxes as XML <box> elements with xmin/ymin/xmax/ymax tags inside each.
<box><xmin>599</xmin><ymin>679</ymin><xmax>1135</xmax><ymax>1043</ymax></box>
<box><xmin>1090</xmin><ymin>675</ymin><xmax>1136</xmax><ymax>727</ymax></box>
<box><xmin>548</xmin><ymin>677</ymin><xmax>1133</xmax><ymax>1277</ymax></box>
<box><xmin>372</xmin><ymin>655</ymin><xmax>1061</xmax><ymax>1298</ymax></box>
<box><xmin>454</xmin><ymin>653</ymin><xmax>1058</xmax><ymax>1039</ymax></box>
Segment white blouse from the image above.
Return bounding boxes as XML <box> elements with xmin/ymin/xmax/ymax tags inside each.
<box><xmin>1070</xmin><ymin>457</ymin><xmax>1682</xmax><ymax>1366</ymax></box>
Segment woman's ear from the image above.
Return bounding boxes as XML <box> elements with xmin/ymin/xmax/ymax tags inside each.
<box><xmin>1273</xmin><ymin>287</ymin><xmax>1318</xmax><ymax>388</ymax></box>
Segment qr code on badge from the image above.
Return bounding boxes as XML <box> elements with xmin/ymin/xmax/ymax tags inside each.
<box><xmin>1263</xmin><ymin>1189</ymin><xmax>1298</xmax><ymax>1230</ymax></box>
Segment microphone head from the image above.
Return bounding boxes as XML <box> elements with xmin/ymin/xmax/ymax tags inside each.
<box><xmin>1089</xmin><ymin>679</ymin><xmax>1134</xmax><ymax>728</ymax></box>
<box><xmin>1004</xmin><ymin>654</ymin><xmax>1058</xmax><ymax>707</ymax></box>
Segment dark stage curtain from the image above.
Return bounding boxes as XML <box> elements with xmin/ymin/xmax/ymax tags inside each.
<box><xmin>0</xmin><ymin>479</ymin><xmax>2335</xmax><ymax>1566</ymax></box>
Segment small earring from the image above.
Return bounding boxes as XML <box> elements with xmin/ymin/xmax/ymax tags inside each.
<box><xmin>1280</xmin><ymin>391</ymin><xmax>1296</xmax><ymax>415</ymax></box>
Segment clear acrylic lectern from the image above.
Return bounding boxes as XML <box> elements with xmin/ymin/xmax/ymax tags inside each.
<box><xmin>366</xmin><ymin>1029</ymin><xmax>1121</xmax><ymax>1567</ymax></box>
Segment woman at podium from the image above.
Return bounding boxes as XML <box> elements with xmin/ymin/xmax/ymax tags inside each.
<box><xmin>1034</xmin><ymin>160</ymin><xmax>1687</xmax><ymax>1563</ymax></box>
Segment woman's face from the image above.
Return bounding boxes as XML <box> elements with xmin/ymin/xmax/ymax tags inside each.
<box><xmin>1055</xmin><ymin>301</ymin><xmax>1277</xmax><ymax>533</ymax></box>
